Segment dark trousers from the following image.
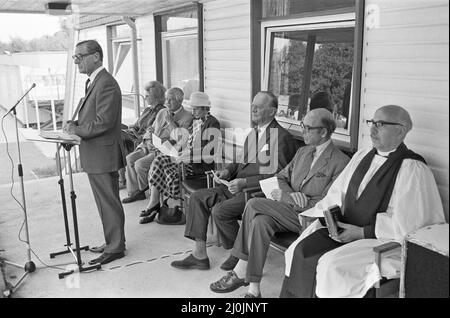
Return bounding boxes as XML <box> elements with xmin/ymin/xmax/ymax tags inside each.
<box><xmin>279</xmin><ymin>228</ymin><xmax>343</xmax><ymax>298</ymax></box>
<box><xmin>185</xmin><ymin>185</ymin><xmax>246</xmax><ymax>249</ymax></box>
<box><xmin>88</xmin><ymin>171</ymin><xmax>126</xmax><ymax>253</ymax></box>
<box><xmin>232</xmin><ymin>198</ymin><xmax>301</xmax><ymax>283</ymax></box>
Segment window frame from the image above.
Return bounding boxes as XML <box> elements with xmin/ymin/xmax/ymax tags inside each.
<box><xmin>154</xmin><ymin>3</ymin><xmax>204</xmax><ymax>95</ymax></box>
<box><xmin>260</xmin><ymin>10</ymin><xmax>363</xmax><ymax>152</ymax></box>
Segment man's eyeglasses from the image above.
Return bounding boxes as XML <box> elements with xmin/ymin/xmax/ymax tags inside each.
<box><xmin>300</xmin><ymin>121</ymin><xmax>325</xmax><ymax>133</ymax></box>
<box><xmin>366</xmin><ymin>119</ymin><xmax>404</xmax><ymax>129</ymax></box>
<box><xmin>72</xmin><ymin>52</ymin><xmax>95</xmax><ymax>61</ymax></box>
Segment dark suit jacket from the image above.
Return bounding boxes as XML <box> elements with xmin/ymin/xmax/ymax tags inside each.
<box><xmin>73</xmin><ymin>68</ymin><xmax>125</xmax><ymax>174</ymax></box>
<box><xmin>277</xmin><ymin>141</ymin><xmax>350</xmax><ymax>211</ymax></box>
<box><xmin>225</xmin><ymin>118</ymin><xmax>297</xmax><ymax>188</ymax></box>
<box><xmin>190</xmin><ymin>114</ymin><xmax>221</xmax><ymax>175</ymax></box>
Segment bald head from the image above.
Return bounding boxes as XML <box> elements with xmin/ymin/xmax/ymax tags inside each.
<box><xmin>370</xmin><ymin>105</ymin><xmax>413</xmax><ymax>152</ymax></box>
<box><xmin>377</xmin><ymin>105</ymin><xmax>413</xmax><ymax>132</ymax></box>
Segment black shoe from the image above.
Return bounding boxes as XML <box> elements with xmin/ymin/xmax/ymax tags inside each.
<box><xmin>139</xmin><ymin>210</ymin><xmax>158</xmax><ymax>224</ymax></box>
<box><xmin>122</xmin><ymin>190</ymin><xmax>146</xmax><ymax>204</ymax></box>
<box><xmin>171</xmin><ymin>254</ymin><xmax>210</xmax><ymax>270</ymax></box>
<box><xmin>89</xmin><ymin>243</ymin><xmax>106</xmax><ymax>253</ymax></box>
<box><xmin>88</xmin><ymin>252</ymin><xmax>125</xmax><ymax>265</ymax></box>
<box><xmin>210</xmin><ymin>271</ymin><xmax>248</xmax><ymax>293</ymax></box>
<box><xmin>140</xmin><ymin>203</ymin><xmax>161</xmax><ymax>217</ymax></box>
<box><xmin>220</xmin><ymin>255</ymin><xmax>239</xmax><ymax>271</ymax></box>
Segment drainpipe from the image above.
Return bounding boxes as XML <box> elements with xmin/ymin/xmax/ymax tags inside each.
<box><xmin>122</xmin><ymin>16</ymin><xmax>140</xmax><ymax>118</ymax></box>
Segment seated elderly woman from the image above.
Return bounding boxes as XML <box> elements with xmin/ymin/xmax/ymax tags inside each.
<box><xmin>139</xmin><ymin>92</ymin><xmax>221</xmax><ymax>224</ymax></box>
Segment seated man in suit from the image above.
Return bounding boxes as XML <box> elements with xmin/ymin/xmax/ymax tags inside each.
<box><xmin>122</xmin><ymin>87</ymin><xmax>193</xmax><ymax>203</ymax></box>
<box><xmin>139</xmin><ymin>91</ymin><xmax>221</xmax><ymax>224</ymax></box>
<box><xmin>209</xmin><ymin>108</ymin><xmax>349</xmax><ymax>298</ymax></box>
<box><xmin>280</xmin><ymin>105</ymin><xmax>446</xmax><ymax>298</ymax></box>
<box><xmin>170</xmin><ymin>91</ymin><xmax>298</xmax><ymax>271</ymax></box>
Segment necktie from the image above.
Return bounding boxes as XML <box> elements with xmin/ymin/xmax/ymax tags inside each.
<box><xmin>85</xmin><ymin>78</ymin><xmax>91</xmax><ymax>95</ymax></box>
<box><xmin>301</xmin><ymin>147</ymin><xmax>316</xmax><ymax>186</ymax></box>
<box><xmin>309</xmin><ymin>147</ymin><xmax>317</xmax><ymax>170</ymax></box>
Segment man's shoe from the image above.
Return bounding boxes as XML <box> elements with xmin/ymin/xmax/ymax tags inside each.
<box><xmin>122</xmin><ymin>190</ymin><xmax>146</xmax><ymax>204</ymax></box>
<box><xmin>210</xmin><ymin>271</ymin><xmax>249</xmax><ymax>293</ymax></box>
<box><xmin>220</xmin><ymin>254</ymin><xmax>239</xmax><ymax>271</ymax></box>
<box><xmin>88</xmin><ymin>252</ymin><xmax>125</xmax><ymax>265</ymax></box>
<box><xmin>170</xmin><ymin>254</ymin><xmax>210</xmax><ymax>270</ymax></box>
<box><xmin>243</xmin><ymin>292</ymin><xmax>261</xmax><ymax>298</ymax></box>
<box><xmin>89</xmin><ymin>244</ymin><xmax>106</xmax><ymax>253</ymax></box>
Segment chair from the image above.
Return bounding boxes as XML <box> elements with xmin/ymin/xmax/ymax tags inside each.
<box><xmin>372</xmin><ymin>241</ymin><xmax>402</xmax><ymax>298</ymax></box>
<box><xmin>178</xmin><ymin>160</ymin><xmax>219</xmax><ymax>245</ymax></box>
<box><xmin>242</xmin><ymin>186</ymin><xmax>306</xmax><ymax>253</ymax></box>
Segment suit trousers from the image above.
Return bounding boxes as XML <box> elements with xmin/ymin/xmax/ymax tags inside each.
<box><xmin>185</xmin><ymin>185</ymin><xmax>246</xmax><ymax>249</ymax></box>
<box><xmin>125</xmin><ymin>149</ymin><xmax>155</xmax><ymax>195</ymax></box>
<box><xmin>88</xmin><ymin>171</ymin><xmax>126</xmax><ymax>253</ymax></box>
<box><xmin>231</xmin><ymin>198</ymin><xmax>301</xmax><ymax>283</ymax></box>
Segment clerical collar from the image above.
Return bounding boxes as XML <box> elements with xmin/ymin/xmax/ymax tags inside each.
<box><xmin>377</xmin><ymin>148</ymin><xmax>396</xmax><ymax>158</ymax></box>
<box><xmin>89</xmin><ymin>66</ymin><xmax>105</xmax><ymax>83</ymax></box>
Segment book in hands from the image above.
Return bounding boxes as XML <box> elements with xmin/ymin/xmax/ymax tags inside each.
<box><xmin>210</xmin><ymin>170</ymin><xmax>231</xmax><ymax>187</ymax></box>
<box><xmin>323</xmin><ymin>205</ymin><xmax>343</xmax><ymax>237</ymax></box>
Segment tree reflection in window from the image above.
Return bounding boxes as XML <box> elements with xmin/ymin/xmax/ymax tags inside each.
<box><xmin>268</xmin><ymin>27</ymin><xmax>354</xmax><ymax>130</ymax></box>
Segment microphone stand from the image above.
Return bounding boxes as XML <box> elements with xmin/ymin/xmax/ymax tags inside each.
<box><xmin>3</xmin><ymin>84</ymin><xmax>37</xmax><ymax>293</ymax></box>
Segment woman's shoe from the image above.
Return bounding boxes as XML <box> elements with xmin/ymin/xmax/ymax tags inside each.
<box><xmin>140</xmin><ymin>203</ymin><xmax>161</xmax><ymax>217</ymax></box>
<box><xmin>139</xmin><ymin>210</ymin><xmax>159</xmax><ymax>224</ymax></box>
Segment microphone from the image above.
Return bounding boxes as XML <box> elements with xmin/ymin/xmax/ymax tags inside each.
<box><xmin>6</xmin><ymin>83</ymin><xmax>37</xmax><ymax>115</ymax></box>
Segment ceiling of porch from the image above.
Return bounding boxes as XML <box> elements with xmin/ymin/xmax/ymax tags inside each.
<box><xmin>0</xmin><ymin>0</ymin><xmax>194</xmax><ymax>16</ymax></box>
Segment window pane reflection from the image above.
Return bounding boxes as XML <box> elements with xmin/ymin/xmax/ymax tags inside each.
<box><xmin>163</xmin><ymin>35</ymin><xmax>199</xmax><ymax>100</ymax></box>
<box><xmin>268</xmin><ymin>27</ymin><xmax>354</xmax><ymax>131</ymax></box>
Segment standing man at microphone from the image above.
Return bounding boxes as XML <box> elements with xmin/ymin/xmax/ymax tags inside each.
<box><xmin>64</xmin><ymin>40</ymin><xmax>126</xmax><ymax>265</ymax></box>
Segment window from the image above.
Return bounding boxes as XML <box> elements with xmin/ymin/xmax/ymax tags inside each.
<box><xmin>155</xmin><ymin>5</ymin><xmax>203</xmax><ymax>101</ymax></box>
<box><xmin>265</xmin><ymin>21</ymin><xmax>354</xmax><ymax>127</ymax></box>
<box><xmin>107</xmin><ymin>24</ymin><xmax>135</xmax><ymax>93</ymax></box>
<box><xmin>261</xmin><ymin>1</ymin><xmax>363</xmax><ymax>150</ymax></box>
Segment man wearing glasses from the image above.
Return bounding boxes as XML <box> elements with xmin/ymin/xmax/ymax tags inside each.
<box><xmin>209</xmin><ymin>108</ymin><xmax>349</xmax><ymax>298</ymax></box>
<box><xmin>64</xmin><ymin>40</ymin><xmax>126</xmax><ymax>265</ymax></box>
<box><xmin>281</xmin><ymin>105</ymin><xmax>445</xmax><ymax>298</ymax></box>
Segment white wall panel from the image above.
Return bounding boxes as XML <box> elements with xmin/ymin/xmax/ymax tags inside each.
<box><xmin>203</xmin><ymin>0</ymin><xmax>251</xmax><ymax>132</ymax></box>
<box><xmin>136</xmin><ymin>15</ymin><xmax>157</xmax><ymax>94</ymax></box>
<box><xmin>360</xmin><ymin>0</ymin><xmax>449</xmax><ymax>219</ymax></box>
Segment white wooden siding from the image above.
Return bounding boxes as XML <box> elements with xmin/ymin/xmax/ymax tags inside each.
<box><xmin>136</xmin><ymin>15</ymin><xmax>157</xmax><ymax>94</ymax></box>
<box><xmin>203</xmin><ymin>0</ymin><xmax>252</xmax><ymax>131</ymax></box>
<box><xmin>359</xmin><ymin>0</ymin><xmax>449</xmax><ymax>220</ymax></box>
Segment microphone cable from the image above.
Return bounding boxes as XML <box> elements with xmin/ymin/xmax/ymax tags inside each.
<box><xmin>1</xmin><ymin>112</ymin><xmax>66</xmax><ymax>271</ymax></box>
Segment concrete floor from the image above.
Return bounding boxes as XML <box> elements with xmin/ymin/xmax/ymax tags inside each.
<box><xmin>0</xmin><ymin>173</ymin><xmax>286</xmax><ymax>298</ymax></box>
